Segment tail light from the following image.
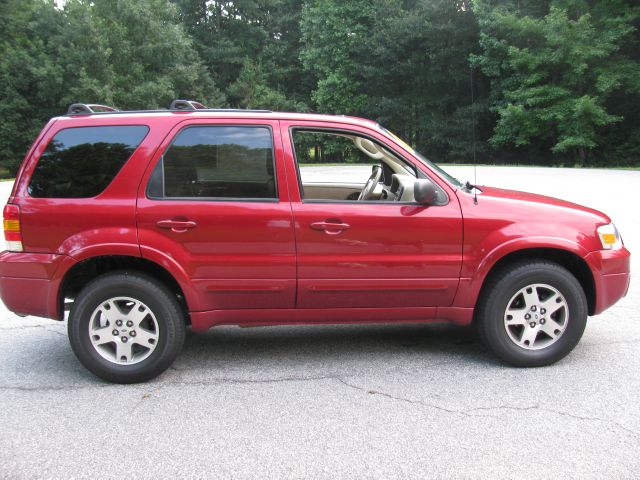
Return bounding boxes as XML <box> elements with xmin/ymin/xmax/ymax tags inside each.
<box><xmin>3</xmin><ymin>204</ymin><xmax>23</xmax><ymax>252</ymax></box>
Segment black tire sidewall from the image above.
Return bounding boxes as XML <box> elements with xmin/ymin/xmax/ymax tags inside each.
<box><xmin>479</xmin><ymin>262</ymin><xmax>588</xmax><ymax>367</ymax></box>
<box><xmin>68</xmin><ymin>272</ymin><xmax>184</xmax><ymax>383</ymax></box>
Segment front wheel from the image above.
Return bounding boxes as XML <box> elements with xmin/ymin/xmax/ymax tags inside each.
<box><xmin>68</xmin><ymin>272</ymin><xmax>185</xmax><ymax>383</ymax></box>
<box><xmin>477</xmin><ymin>261</ymin><xmax>588</xmax><ymax>367</ymax></box>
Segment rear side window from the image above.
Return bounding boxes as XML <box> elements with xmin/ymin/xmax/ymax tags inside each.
<box><xmin>28</xmin><ymin>126</ymin><xmax>149</xmax><ymax>198</ymax></box>
<box><xmin>147</xmin><ymin>126</ymin><xmax>276</xmax><ymax>200</ymax></box>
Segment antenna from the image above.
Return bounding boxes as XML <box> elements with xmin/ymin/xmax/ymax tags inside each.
<box><xmin>469</xmin><ymin>65</ymin><xmax>478</xmax><ymax>205</ymax></box>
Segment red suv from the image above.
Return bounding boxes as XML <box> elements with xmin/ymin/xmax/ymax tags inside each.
<box><xmin>0</xmin><ymin>101</ymin><xmax>631</xmax><ymax>383</ymax></box>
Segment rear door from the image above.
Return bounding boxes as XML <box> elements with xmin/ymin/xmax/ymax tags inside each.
<box><xmin>136</xmin><ymin>118</ymin><xmax>296</xmax><ymax>312</ymax></box>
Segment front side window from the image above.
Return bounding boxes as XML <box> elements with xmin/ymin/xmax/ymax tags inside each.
<box><xmin>291</xmin><ymin>129</ymin><xmax>426</xmax><ymax>203</ymax></box>
<box><xmin>148</xmin><ymin>126</ymin><xmax>276</xmax><ymax>200</ymax></box>
<box><xmin>28</xmin><ymin>126</ymin><xmax>149</xmax><ymax>198</ymax></box>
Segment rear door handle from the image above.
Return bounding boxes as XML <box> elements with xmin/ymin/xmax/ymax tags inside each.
<box><xmin>156</xmin><ymin>219</ymin><xmax>197</xmax><ymax>233</ymax></box>
<box><xmin>310</xmin><ymin>221</ymin><xmax>351</xmax><ymax>235</ymax></box>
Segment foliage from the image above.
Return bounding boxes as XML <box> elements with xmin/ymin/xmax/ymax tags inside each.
<box><xmin>301</xmin><ymin>0</ymin><xmax>488</xmax><ymax>163</ymax></box>
<box><xmin>0</xmin><ymin>0</ymin><xmax>223</xmax><ymax>172</ymax></box>
<box><xmin>473</xmin><ymin>0</ymin><xmax>640</xmax><ymax>164</ymax></box>
<box><xmin>1</xmin><ymin>0</ymin><xmax>639</xmax><ymax>175</ymax></box>
<box><xmin>59</xmin><ymin>0</ymin><xmax>225</xmax><ymax>109</ymax></box>
<box><xmin>0</xmin><ymin>0</ymin><xmax>65</xmax><ymax>172</ymax></box>
<box><xmin>172</xmin><ymin>0</ymin><xmax>311</xmax><ymax>109</ymax></box>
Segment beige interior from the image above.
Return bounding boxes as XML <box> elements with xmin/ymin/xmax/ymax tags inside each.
<box><xmin>298</xmin><ymin>133</ymin><xmax>417</xmax><ymax>202</ymax></box>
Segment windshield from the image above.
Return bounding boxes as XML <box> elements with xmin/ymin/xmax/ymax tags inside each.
<box><xmin>377</xmin><ymin>125</ymin><xmax>464</xmax><ymax>188</ymax></box>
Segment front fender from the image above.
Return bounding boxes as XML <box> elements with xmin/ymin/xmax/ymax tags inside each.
<box><xmin>453</xmin><ymin>236</ymin><xmax>589</xmax><ymax>308</ymax></box>
<box><xmin>478</xmin><ymin>236</ymin><xmax>589</xmax><ymax>278</ymax></box>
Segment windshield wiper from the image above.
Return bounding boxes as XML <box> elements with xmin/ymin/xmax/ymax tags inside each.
<box><xmin>464</xmin><ymin>180</ymin><xmax>477</xmax><ymax>191</ymax></box>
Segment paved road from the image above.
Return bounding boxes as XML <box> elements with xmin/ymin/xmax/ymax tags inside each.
<box><xmin>0</xmin><ymin>167</ymin><xmax>638</xmax><ymax>479</ymax></box>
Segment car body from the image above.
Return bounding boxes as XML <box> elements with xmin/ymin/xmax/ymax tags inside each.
<box><xmin>0</xmin><ymin>102</ymin><xmax>631</xmax><ymax>382</ymax></box>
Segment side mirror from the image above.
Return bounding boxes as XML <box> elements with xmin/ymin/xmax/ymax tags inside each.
<box><xmin>414</xmin><ymin>179</ymin><xmax>439</xmax><ymax>205</ymax></box>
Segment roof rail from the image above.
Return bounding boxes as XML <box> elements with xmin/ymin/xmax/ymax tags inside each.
<box><xmin>169</xmin><ymin>99</ymin><xmax>208</xmax><ymax>111</ymax></box>
<box><xmin>64</xmin><ymin>101</ymin><xmax>273</xmax><ymax>116</ymax></box>
<box><xmin>67</xmin><ymin>103</ymin><xmax>119</xmax><ymax>115</ymax></box>
<box><xmin>168</xmin><ymin>99</ymin><xmax>272</xmax><ymax>113</ymax></box>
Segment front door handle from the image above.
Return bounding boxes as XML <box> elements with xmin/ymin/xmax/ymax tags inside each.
<box><xmin>156</xmin><ymin>219</ymin><xmax>197</xmax><ymax>233</ymax></box>
<box><xmin>310</xmin><ymin>221</ymin><xmax>351</xmax><ymax>235</ymax></box>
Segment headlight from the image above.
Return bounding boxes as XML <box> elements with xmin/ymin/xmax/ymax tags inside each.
<box><xmin>597</xmin><ymin>223</ymin><xmax>623</xmax><ymax>250</ymax></box>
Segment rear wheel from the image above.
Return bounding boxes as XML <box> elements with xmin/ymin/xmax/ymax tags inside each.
<box><xmin>68</xmin><ymin>272</ymin><xmax>185</xmax><ymax>383</ymax></box>
<box><xmin>477</xmin><ymin>261</ymin><xmax>588</xmax><ymax>367</ymax></box>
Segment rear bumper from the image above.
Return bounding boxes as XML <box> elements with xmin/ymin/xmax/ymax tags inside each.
<box><xmin>0</xmin><ymin>251</ymin><xmax>74</xmax><ymax>319</ymax></box>
<box><xmin>0</xmin><ymin>276</ymin><xmax>54</xmax><ymax>317</ymax></box>
<box><xmin>585</xmin><ymin>247</ymin><xmax>631</xmax><ymax>315</ymax></box>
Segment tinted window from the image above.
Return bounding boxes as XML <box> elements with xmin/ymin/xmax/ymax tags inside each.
<box><xmin>28</xmin><ymin>126</ymin><xmax>148</xmax><ymax>198</ymax></box>
<box><xmin>148</xmin><ymin>126</ymin><xmax>276</xmax><ymax>200</ymax></box>
<box><xmin>29</xmin><ymin>126</ymin><xmax>149</xmax><ymax>198</ymax></box>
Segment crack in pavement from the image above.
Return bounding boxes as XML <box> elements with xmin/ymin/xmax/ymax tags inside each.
<box><xmin>132</xmin><ymin>371</ymin><xmax>640</xmax><ymax>441</ymax></box>
<box><xmin>154</xmin><ymin>373</ymin><xmax>343</xmax><ymax>389</ymax></box>
<box><xmin>335</xmin><ymin>378</ymin><xmax>640</xmax><ymax>440</ymax></box>
<box><xmin>335</xmin><ymin>377</ymin><xmax>468</xmax><ymax>415</ymax></box>
<box><xmin>0</xmin><ymin>373</ymin><xmax>343</xmax><ymax>394</ymax></box>
<box><xmin>3</xmin><ymin>368</ymin><xmax>639</xmax><ymax>441</ymax></box>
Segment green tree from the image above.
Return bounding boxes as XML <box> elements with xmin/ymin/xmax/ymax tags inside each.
<box><xmin>301</xmin><ymin>0</ymin><xmax>487</xmax><ymax>162</ymax></box>
<box><xmin>3</xmin><ymin>0</ymin><xmax>639</xmax><ymax>175</ymax></box>
<box><xmin>474</xmin><ymin>0</ymin><xmax>640</xmax><ymax>164</ymax></box>
<box><xmin>0</xmin><ymin>0</ymin><xmax>224</xmax><ymax>175</ymax></box>
<box><xmin>300</xmin><ymin>0</ymin><xmax>374</xmax><ymax>114</ymax></box>
<box><xmin>59</xmin><ymin>0</ymin><xmax>225</xmax><ymax>109</ymax></box>
<box><xmin>0</xmin><ymin>0</ymin><xmax>65</xmax><ymax>173</ymax></box>
<box><xmin>227</xmin><ymin>58</ymin><xmax>306</xmax><ymax>110</ymax></box>
<box><xmin>172</xmin><ymin>0</ymin><xmax>310</xmax><ymax>109</ymax></box>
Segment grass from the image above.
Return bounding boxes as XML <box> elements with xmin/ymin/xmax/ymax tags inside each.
<box><xmin>595</xmin><ymin>166</ymin><xmax>640</xmax><ymax>170</ymax></box>
<box><xmin>299</xmin><ymin>163</ymin><xmax>378</xmax><ymax>167</ymax></box>
<box><xmin>299</xmin><ymin>162</ymin><xmax>640</xmax><ymax>170</ymax></box>
<box><xmin>440</xmin><ymin>164</ymin><xmax>640</xmax><ymax>170</ymax></box>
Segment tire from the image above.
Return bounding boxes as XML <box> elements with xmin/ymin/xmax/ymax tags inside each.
<box><xmin>68</xmin><ymin>271</ymin><xmax>185</xmax><ymax>383</ymax></box>
<box><xmin>477</xmin><ymin>260</ymin><xmax>588</xmax><ymax>367</ymax></box>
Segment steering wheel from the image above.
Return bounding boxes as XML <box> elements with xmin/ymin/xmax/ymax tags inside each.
<box><xmin>358</xmin><ymin>165</ymin><xmax>383</xmax><ymax>201</ymax></box>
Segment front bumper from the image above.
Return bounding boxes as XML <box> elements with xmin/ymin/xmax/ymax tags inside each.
<box><xmin>585</xmin><ymin>247</ymin><xmax>631</xmax><ymax>315</ymax></box>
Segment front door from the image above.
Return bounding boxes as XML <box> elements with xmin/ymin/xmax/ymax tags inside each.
<box><xmin>137</xmin><ymin>119</ymin><xmax>296</xmax><ymax>312</ymax></box>
<box><xmin>281</xmin><ymin>121</ymin><xmax>463</xmax><ymax>309</ymax></box>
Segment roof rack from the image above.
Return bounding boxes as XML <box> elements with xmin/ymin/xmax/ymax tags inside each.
<box><xmin>169</xmin><ymin>99</ymin><xmax>208</xmax><ymax>111</ymax></box>
<box><xmin>65</xmin><ymin>100</ymin><xmax>272</xmax><ymax>116</ymax></box>
<box><xmin>67</xmin><ymin>103</ymin><xmax>119</xmax><ymax>115</ymax></box>
<box><xmin>168</xmin><ymin>99</ymin><xmax>271</xmax><ymax>113</ymax></box>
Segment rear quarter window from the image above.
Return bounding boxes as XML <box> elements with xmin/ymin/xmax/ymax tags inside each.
<box><xmin>28</xmin><ymin>125</ymin><xmax>149</xmax><ymax>198</ymax></box>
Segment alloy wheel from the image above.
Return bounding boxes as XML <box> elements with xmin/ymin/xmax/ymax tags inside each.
<box><xmin>88</xmin><ymin>296</ymin><xmax>159</xmax><ymax>365</ymax></box>
<box><xmin>503</xmin><ymin>283</ymin><xmax>569</xmax><ymax>350</ymax></box>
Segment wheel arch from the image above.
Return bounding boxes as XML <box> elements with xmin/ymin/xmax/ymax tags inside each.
<box><xmin>475</xmin><ymin>247</ymin><xmax>596</xmax><ymax>316</ymax></box>
<box><xmin>59</xmin><ymin>255</ymin><xmax>192</xmax><ymax>322</ymax></box>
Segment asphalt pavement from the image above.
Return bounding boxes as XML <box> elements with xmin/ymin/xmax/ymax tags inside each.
<box><xmin>0</xmin><ymin>167</ymin><xmax>638</xmax><ymax>479</ymax></box>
